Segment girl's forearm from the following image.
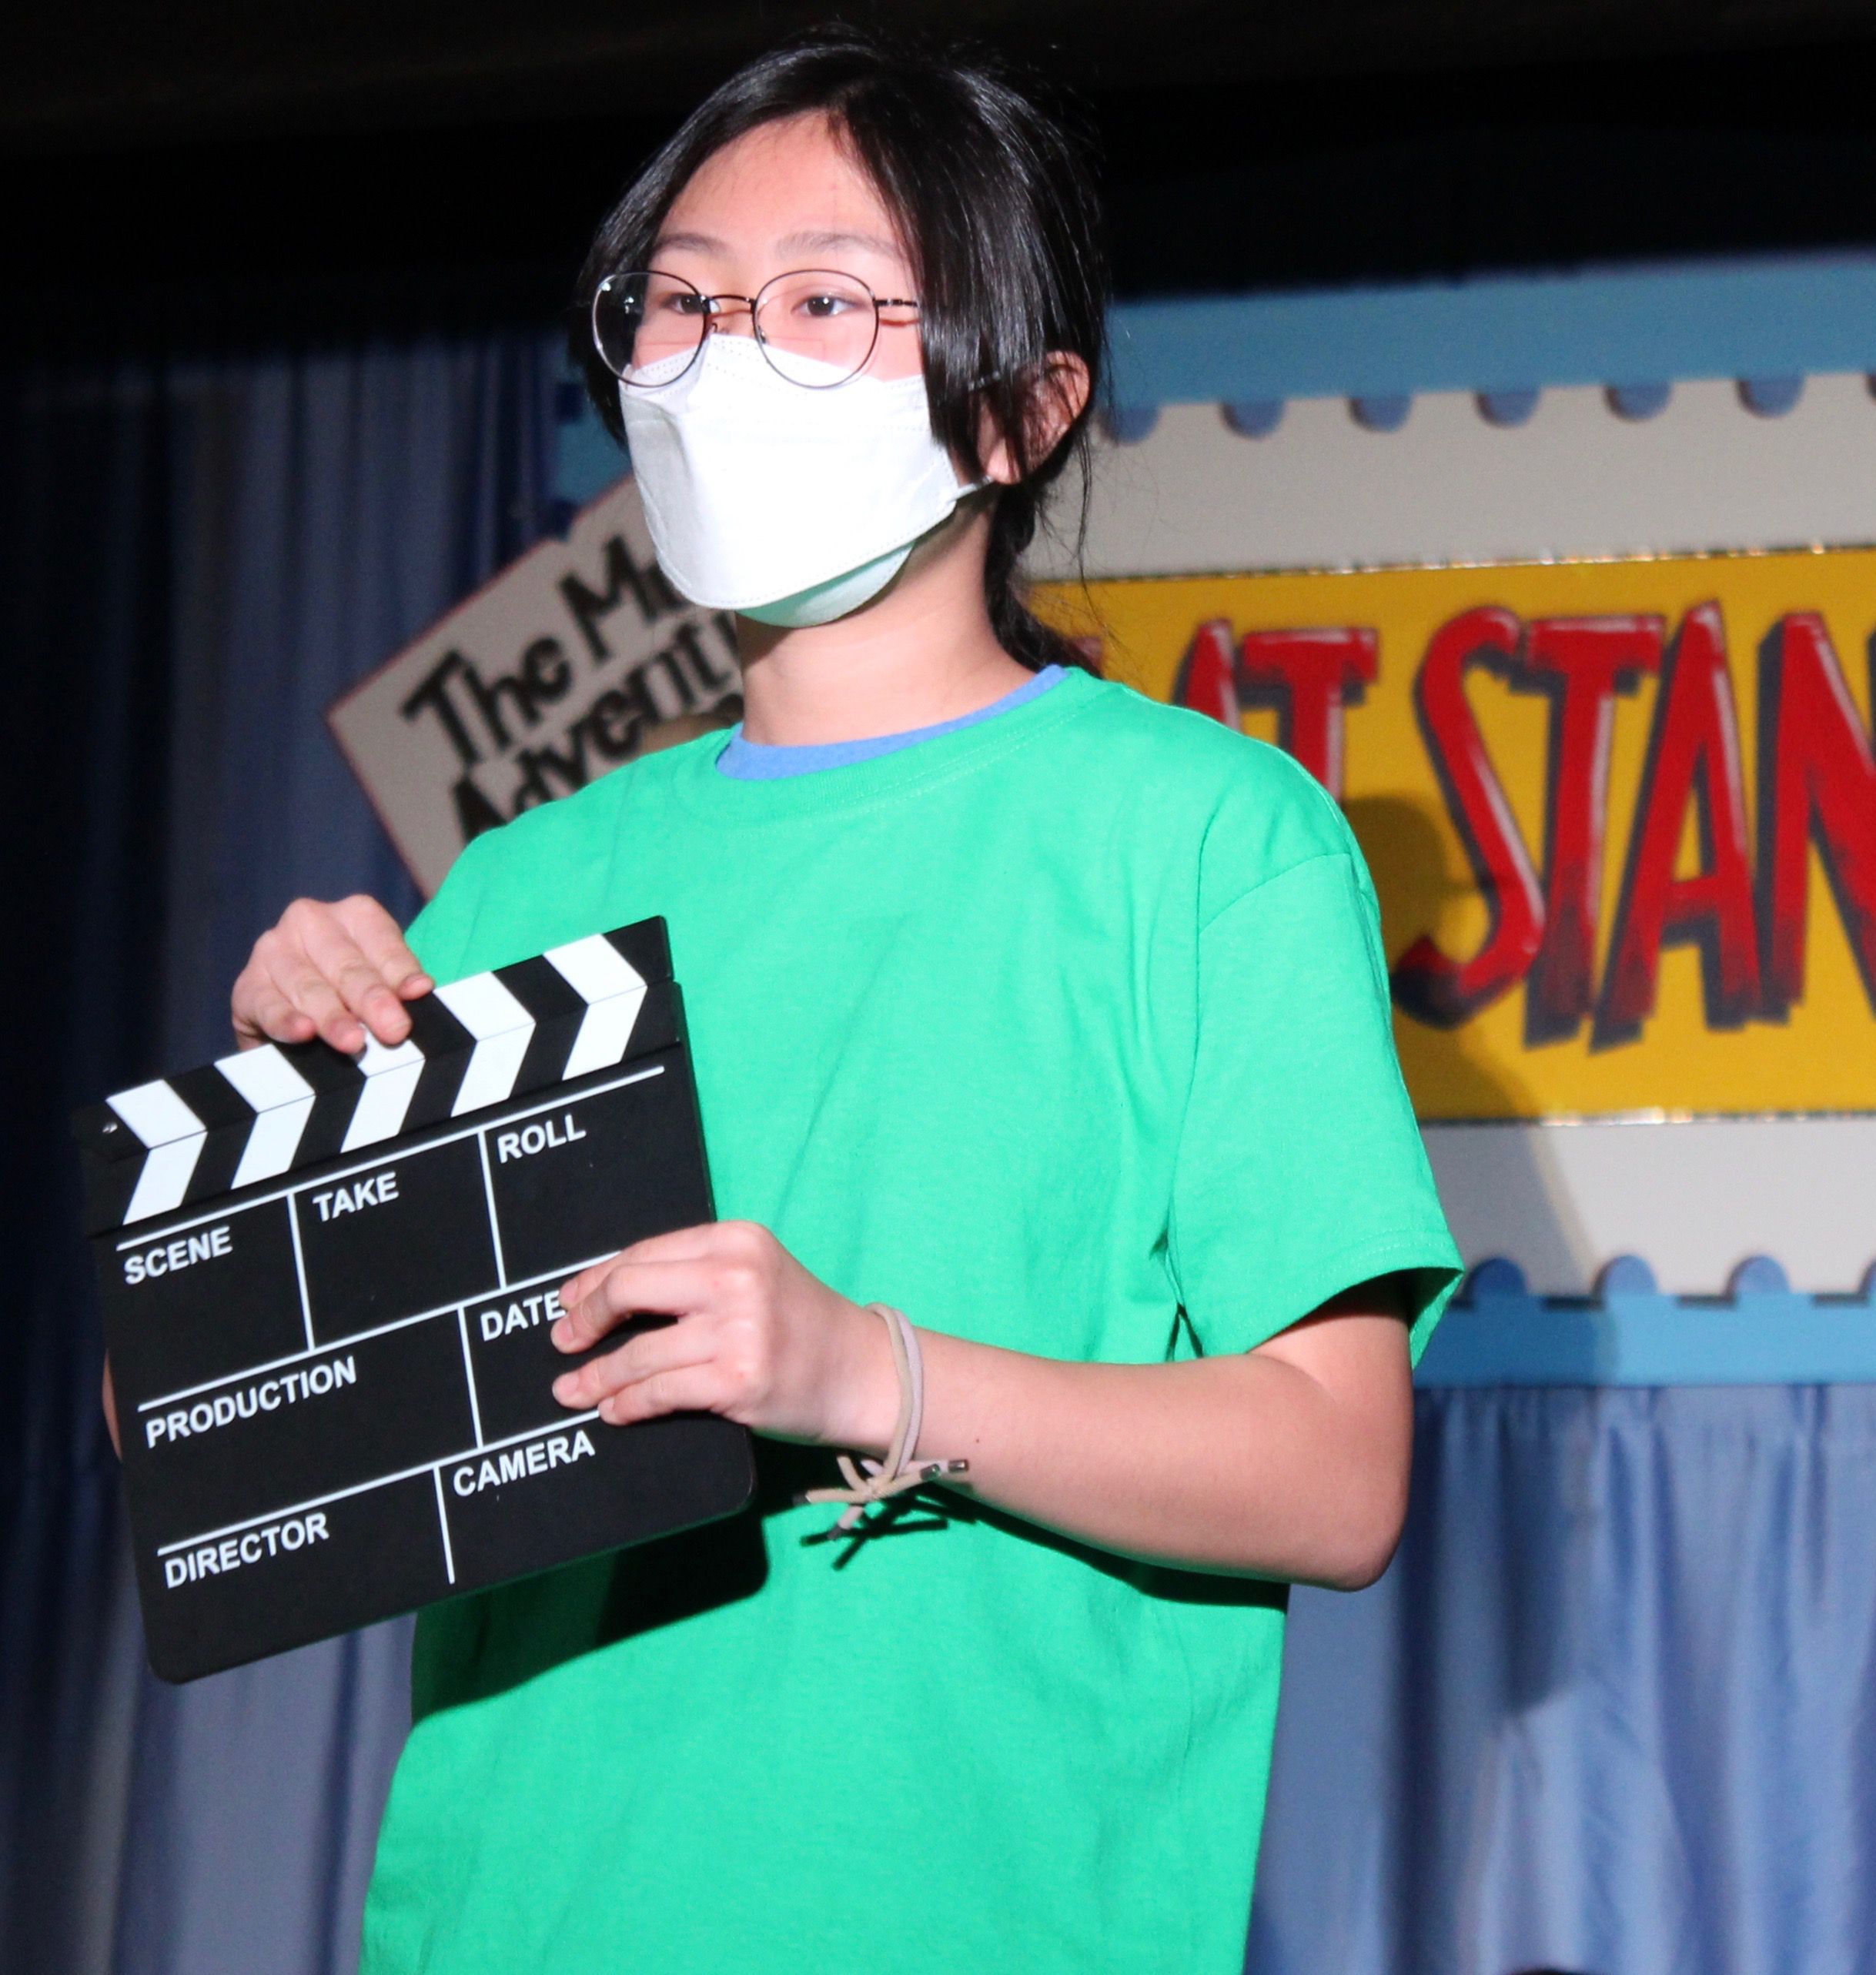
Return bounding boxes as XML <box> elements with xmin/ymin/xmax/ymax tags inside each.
<box><xmin>890</xmin><ymin>1301</ymin><xmax>1413</xmax><ymax>1586</ymax></box>
<box><xmin>549</xmin><ymin>1230</ymin><xmax>1415</xmax><ymax>1587</ymax></box>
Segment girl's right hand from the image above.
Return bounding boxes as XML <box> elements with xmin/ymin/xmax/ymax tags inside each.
<box><xmin>108</xmin><ymin>900</ymin><xmax>426</xmax><ymax>1465</ymax></box>
<box><xmin>231</xmin><ymin>896</ymin><xmax>433</xmax><ymax>1054</ymax></box>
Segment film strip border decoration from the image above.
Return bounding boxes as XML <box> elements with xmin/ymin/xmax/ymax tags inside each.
<box><xmin>1422</xmin><ymin>1255</ymin><xmax>1876</xmax><ymax>1385</ymax></box>
<box><xmin>75</xmin><ymin>920</ymin><xmax>674</xmax><ymax>1235</ymax></box>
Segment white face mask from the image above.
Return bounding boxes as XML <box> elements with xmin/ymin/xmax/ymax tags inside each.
<box><xmin>618</xmin><ymin>334</ymin><xmax>976</xmax><ymax>627</ymax></box>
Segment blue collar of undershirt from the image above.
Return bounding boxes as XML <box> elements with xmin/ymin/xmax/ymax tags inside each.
<box><xmin>715</xmin><ymin>665</ymin><xmax>1066</xmax><ymax>780</ymax></box>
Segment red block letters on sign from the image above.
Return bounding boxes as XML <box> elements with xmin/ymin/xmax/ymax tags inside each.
<box><xmin>1520</xmin><ymin>616</ymin><xmax>1665</xmax><ymax>1041</ymax></box>
<box><xmin>1756</xmin><ymin>613</ymin><xmax>1876</xmax><ymax>1015</ymax></box>
<box><xmin>1391</xmin><ymin>608</ymin><xmax>1547</xmax><ymax>1028</ymax></box>
<box><xmin>1174</xmin><ymin>620</ymin><xmax>1240</xmax><ymax>730</ymax></box>
<box><xmin>1237</xmin><ymin>628</ymin><xmax>1379</xmax><ymax>800</ymax></box>
<box><xmin>1597</xmin><ymin>603</ymin><xmax>1761</xmax><ymax>1043</ymax></box>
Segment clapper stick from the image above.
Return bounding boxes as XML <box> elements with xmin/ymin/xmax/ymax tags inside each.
<box><xmin>75</xmin><ymin>917</ymin><xmax>754</xmax><ymax>1684</ymax></box>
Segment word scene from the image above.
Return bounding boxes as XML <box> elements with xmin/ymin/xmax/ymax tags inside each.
<box><xmin>124</xmin><ymin>1224</ymin><xmax>232</xmax><ymax>1283</ymax></box>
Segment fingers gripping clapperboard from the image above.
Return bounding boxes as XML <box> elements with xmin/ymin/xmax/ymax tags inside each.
<box><xmin>75</xmin><ymin>918</ymin><xmax>753</xmax><ymax>1683</ymax></box>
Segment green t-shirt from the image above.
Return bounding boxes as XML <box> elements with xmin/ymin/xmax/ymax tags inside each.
<box><xmin>360</xmin><ymin>666</ymin><xmax>1460</xmax><ymax>1975</ymax></box>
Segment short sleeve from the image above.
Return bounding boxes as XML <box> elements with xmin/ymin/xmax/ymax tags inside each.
<box><xmin>401</xmin><ymin>832</ymin><xmax>496</xmax><ymax>985</ymax></box>
<box><xmin>1168</xmin><ymin>846</ymin><xmax>1461</xmax><ymax>1365</ymax></box>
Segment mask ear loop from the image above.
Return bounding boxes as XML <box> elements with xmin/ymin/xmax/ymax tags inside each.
<box><xmin>802</xmin><ymin>1305</ymin><xmax>970</xmax><ymax>1536</ymax></box>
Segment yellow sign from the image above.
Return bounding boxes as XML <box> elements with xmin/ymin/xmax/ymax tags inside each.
<box><xmin>1038</xmin><ymin>549</ymin><xmax>1876</xmax><ymax>1120</ymax></box>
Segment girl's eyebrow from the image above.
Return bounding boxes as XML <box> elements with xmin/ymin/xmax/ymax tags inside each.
<box><xmin>775</xmin><ymin>227</ymin><xmax>903</xmax><ymax>259</ymax></box>
<box><xmin>648</xmin><ymin>227</ymin><xmax>901</xmax><ymax>262</ymax></box>
<box><xmin>649</xmin><ymin>229</ymin><xmax>725</xmax><ymax>256</ymax></box>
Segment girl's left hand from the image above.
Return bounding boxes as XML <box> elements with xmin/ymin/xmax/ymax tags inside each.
<box><xmin>551</xmin><ymin>1221</ymin><xmax>897</xmax><ymax>1450</ymax></box>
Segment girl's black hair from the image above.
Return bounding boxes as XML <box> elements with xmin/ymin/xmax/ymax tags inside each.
<box><xmin>570</xmin><ymin>27</ymin><xmax>1108</xmax><ymax>673</ymax></box>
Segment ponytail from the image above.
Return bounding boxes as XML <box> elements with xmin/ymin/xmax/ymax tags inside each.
<box><xmin>985</xmin><ymin>480</ymin><xmax>1100</xmax><ymax>675</ymax></box>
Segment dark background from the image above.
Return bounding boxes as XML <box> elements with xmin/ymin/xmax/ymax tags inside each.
<box><xmin>11</xmin><ymin>0</ymin><xmax>1876</xmax><ymax>358</ymax></box>
<box><xmin>8</xmin><ymin>10</ymin><xmax>1876</xmax><ymax>1973</ymax></box>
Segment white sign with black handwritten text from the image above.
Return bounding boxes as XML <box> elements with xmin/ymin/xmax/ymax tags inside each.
<box><xmin>329</xmin><ymin>480</ymin><xmax>740</xmax><ymax>898</ymax></box>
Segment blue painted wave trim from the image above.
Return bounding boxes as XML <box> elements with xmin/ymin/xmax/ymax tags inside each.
<box><xmin>1476</xmin><ymin>387</ymin><xmax>1540</xmax><ymax>427</ymax></box>
<box><xmin>1108</xmin><ymin>254</ymin><xmax>1876</xmax><ymax>408</ymax></box>
<box><xmin>1418</xmin><ymin>1256</ymin><xmax>1876</xmax><ymax>1388</ymax></box>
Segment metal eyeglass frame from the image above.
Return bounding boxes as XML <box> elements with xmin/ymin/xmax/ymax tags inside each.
<box><xmin>594</xmin><ymin>268</ymin><xmax>922</xmax><ymax>390</ymax></box>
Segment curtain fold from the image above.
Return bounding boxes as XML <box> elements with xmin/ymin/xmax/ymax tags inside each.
<box><xmin>2</xmin><ymin>329</ymin><xmax>556</xmax><ymax>1975</ymax></box>
<box><xmin>1249</xmin><ymin>1385</ymin><xmax>1876</xmax><ymax>1975</ymax></box>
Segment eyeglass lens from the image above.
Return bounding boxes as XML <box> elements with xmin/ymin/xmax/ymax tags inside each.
<box><xmin>596</xmin><ymin>270</ymin><xmax>905</xmax><ymax>388</ymax></box>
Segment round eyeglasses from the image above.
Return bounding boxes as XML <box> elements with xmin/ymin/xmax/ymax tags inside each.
<box><xmin>593</xmin><ymin>268</ymin><xmax>921</xmax><ymax>389</ymax></box>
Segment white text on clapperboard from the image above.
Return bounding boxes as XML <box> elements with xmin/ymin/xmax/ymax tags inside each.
<box><xmin>145</xmin><ymin>1359</ymin><xmax>358</xmax><ymax>1449</ymax></box>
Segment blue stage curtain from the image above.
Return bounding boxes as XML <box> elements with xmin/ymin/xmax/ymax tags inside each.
<box><xmin>1249</xmin><ymin>1383</ymin><xmax>1876</xmax><ymax>1975</ymax></box>
<box><xmin>1</xmin><ymin>330</ymin><xmax>556</xmax><ymax>1975</ymax></box>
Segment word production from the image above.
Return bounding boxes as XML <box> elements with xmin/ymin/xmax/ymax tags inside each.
<box><xmin>76</xmin><ymin>920</ymin><xmax>752</xmax><ymax>1682</ymax></box>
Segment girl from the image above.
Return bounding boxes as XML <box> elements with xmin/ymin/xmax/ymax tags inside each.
<box><xmin>227</xmin><ymin>31</ymin><xmax>1459</xmax><ymax>1973</ymax></box>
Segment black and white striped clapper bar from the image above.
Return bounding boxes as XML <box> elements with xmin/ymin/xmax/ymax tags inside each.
<box><xmin>75</xmin><ymin>917</ymin><xmax>753</xmax><ymax>1683</ymax></box>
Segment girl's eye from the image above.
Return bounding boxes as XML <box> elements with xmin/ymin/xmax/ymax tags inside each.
<box><xmin>665</xmin><ymin>293</ymin><xmax>710</xmax><ymax>317</ymax></box>
<box><xmin>796</xmin><ymin>292</ymin><xmax>857</xmax><ymax>319</ymax></box>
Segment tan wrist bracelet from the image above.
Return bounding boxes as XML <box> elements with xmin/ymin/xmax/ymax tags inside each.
<box><xmin>804</xmin><ymin>1304</ymin><xmax>970</xmax><ymax>1535</ymax></box>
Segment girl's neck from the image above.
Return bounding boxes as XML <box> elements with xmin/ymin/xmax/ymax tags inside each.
<box><xmin>734</xmin><ymin>503</ymin><xmax>1034</xmax><ymax>746</ymax></box>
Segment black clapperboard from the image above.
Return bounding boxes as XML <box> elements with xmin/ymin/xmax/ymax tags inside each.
<box><xmin>75</xmin><ymin>917</ymin><xmax>754</xmax><ymax>1683</ymax></box>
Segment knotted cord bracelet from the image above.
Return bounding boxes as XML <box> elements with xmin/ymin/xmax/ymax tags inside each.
<box><xmin>803</xmin><ymin>1304</ymin><xmax>970</xmax><ymax>1534</ymax></box>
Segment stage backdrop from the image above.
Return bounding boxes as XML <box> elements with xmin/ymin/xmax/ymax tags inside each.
<box><xmin>1019</xmin><ymin>270</ymin><xmax>1876</xmax><ymax>1301</ymax></box>
<box><xmin>12</xmin><ymin>257</ymin><xmax>1876</xmax><ymax>1975</ymax></box>
<box><xmin>1041</xmin><ymin>549</ymin><xmax>1876</xmax><ymax>1122</ymax></box>
<box><xmin>338</xmin><ymin>495</ymin><xmax>1876</xmax><ymax>1121</ymax></box>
